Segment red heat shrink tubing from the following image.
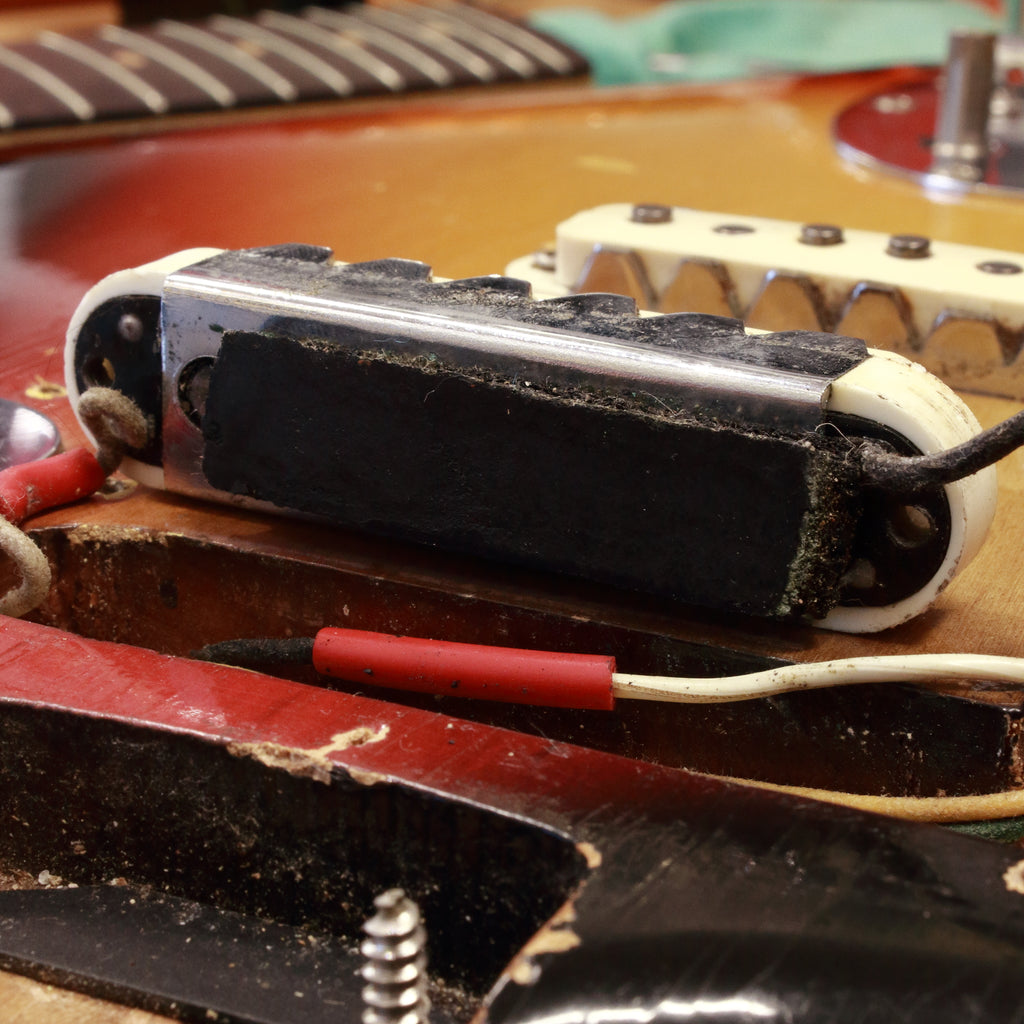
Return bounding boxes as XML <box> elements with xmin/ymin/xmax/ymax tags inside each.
<box><xmin>0</xmin><ymin>449</ymin><xmax>107</xmax><ymax>525</ymax></box>
<box><xmin>312</xmin><ymin>627</ymin><xmax>617</xmax><ymax>710</ymax></box>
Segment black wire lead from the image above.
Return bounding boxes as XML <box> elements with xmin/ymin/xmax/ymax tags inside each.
<box><xmin>861</xmin><ymin>410</ymin><xmax>1024</xmax><ymax>493</ymax></box>
<box><xmin>191</xmin><ymin>636</ymin><xmax>315</xmax><ymax>667</ymax></box>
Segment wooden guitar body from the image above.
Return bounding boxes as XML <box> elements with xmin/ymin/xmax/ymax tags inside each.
<box><xmin>4</xmin><ymin>30</ymin><xmax>1024</xmax><ymax>1020</ymax></box>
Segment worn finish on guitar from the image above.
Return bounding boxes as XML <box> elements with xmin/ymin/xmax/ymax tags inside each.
<box><xmin>4</xmin><ymin>15</ymin><xmax>1024</xmax><ymax>1020</ymax></box>
<box><xmin>4</xmin><ymin>64</ymin><xmax>1024</xmax><ymax>768</ymax></box>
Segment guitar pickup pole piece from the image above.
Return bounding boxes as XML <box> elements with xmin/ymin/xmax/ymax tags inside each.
<box><xmin>65</xmin><ymin>244</ymin><xmax>1005</xmax><ymax>633</ymax></box>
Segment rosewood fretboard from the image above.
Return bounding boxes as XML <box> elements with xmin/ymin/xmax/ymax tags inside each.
<box><xmin>0</xmin><ymin>2</ymin><xmax>586</xmax><ymax>131</ymax></box>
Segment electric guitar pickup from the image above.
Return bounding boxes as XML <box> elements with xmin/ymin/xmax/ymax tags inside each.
<box><xmin>65</xmin><ymin>243</ymin><xmax>1004</xmax><ymax>633</ymax></box>
<box><xmin>507</xmin><ymin>201</ymin><xmax>1024</xmax><ymax>400</ymax></box>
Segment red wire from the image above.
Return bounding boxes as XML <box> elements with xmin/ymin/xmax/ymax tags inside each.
<box><xmin>0</xmin><ymin>449</ymin><xmax>108</xmax><ymax>525</ymax></box>
<box><xmin>313</xmin><ymin>627</ymin><xmax>617</xmax><ymax>710</ymax></box>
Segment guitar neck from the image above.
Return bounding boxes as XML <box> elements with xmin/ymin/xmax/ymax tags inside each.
<box><xmin>0</xmin><ymin>1</ymin><xmax>586</xmax><ymax>136</ymax></box>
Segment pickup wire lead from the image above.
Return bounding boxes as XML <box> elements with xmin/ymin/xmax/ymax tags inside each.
<box><xmin>76</xmin><ymin>386</ymin><xmax>149</xmax><ymax>473</ymax></box>
<box><xmin>191</xmin><ymin>627</ymin><xmax>1024</xmax><ymax>707</ymax></box>
<box><xmin>860</xmin><ymin>408</ymin><xmax>1024</xmax><ymax>492</ymax></box>
<box><xmin>0</xmin><ymin>387</ymin><xmax>148</xmax><ymax>617</ymax></box>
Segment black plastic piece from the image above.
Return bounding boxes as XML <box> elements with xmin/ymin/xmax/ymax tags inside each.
<box><xmin>0</xmin><ymin>885</ymin><xmax>383</xmax><ymax>1024</ymax></box>
<box><xmin>70</xmin><ymin>294</ymin><xmax>163</xmax><ymax>469</ymax></box>
<box><xmin>436</xmin><ymin>275</ymin><xmax>533</xmax><ymax>295</ymax></box>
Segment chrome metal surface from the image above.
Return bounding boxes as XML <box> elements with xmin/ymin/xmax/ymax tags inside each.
<box><xmin>835</xmin><ymin>34</ymin><xmax>1024</xmax><ymax>194</ymax></box>
<box><xmin>0</xmin><ymin>398</ymin><xmax>60</xmax><ymax>470</ymax></box>
<box><xmin>159</xmin><ymin>249</ymin><xmax>837</xmax><ymax>502</ymax></box>
<box><xmin>930</xmin><ymin>31</ymin><xmax>996</xmax><ymax>182</ymax></box>
<box><xmin>360</xmin><ymin>890</ymin><xmax>430</xmax><ymax>1024</ymax></box>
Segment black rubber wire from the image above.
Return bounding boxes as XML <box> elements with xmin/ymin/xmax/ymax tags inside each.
<box><xmin>861</xmin><ymin>410</ymin><xmax>1024</xmax><ymax>493</ymax></box>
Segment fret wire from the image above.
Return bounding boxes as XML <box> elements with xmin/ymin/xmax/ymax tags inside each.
<box><xmin>258</xmin><ymin>10</ymin><xmax>404</xmax><ymax>92</ymax></box>
<box><xmin>99</xmin><ymin>24</ymin><xmax>236</xmax><ymax>108</ymax></box>
<box><xmin>355</xmin><ymin>5</ymin><xmax>496</xmax><ymax>82</ymax></box>
<box><xmin>380</xmin><ymin>0</ymin><xmax>537</xmax><ymax>78</ymax></box>
<box><xmin>40</xmin><ymin>31</ymin><xmax>169</xmax><ymax>114</ymax></box>
<box><xmin>209</xmin><ymin>15</ymin><xmax>353</xmax><ymax>96</ymax></box>
<box><xmin>303</xmin><ymin>7</ymin><xmax>451</xmax><ymax>87</ymax></box>
<box><xmin>436</xmin><ymin>0</ymin><xmax>575</xmax><ymax>74</ymax></box>
<box><xmin>0</xmin><ymin>43</ymin><xmax>95</xmax><ymax>121</ymax></box>
<box><xmin>156</xmin><ymin>21</ymin><xmax>297</xmax><ymax>101</ymax></box>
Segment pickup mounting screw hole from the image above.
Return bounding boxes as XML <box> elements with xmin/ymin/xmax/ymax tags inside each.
<box><xmin>887</xmin><ymin>503</ymin><xmax>937</xmax><ymax>548</ymax></box>
<box><xmin>840</xmin><ymin>558</ymin><xmax>878</xmax><ymax>591</ymax></box>
<box><xmin>83</xmin><ymin>355</ymin><xmax>115</xmax><ymax>387</ymax></box>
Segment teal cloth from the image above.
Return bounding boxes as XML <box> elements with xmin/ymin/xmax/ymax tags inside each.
<box><xmin>531</xmin><ymin>0</ymin><xmax>1003</xmax><ymax>84</ymax></box>
<box><xmin>946</xmin><ymin>817</ymin><xmax>1024</xmax><ymax>842</ymax></box>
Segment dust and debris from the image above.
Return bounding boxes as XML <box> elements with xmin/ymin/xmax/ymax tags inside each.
<box><xmin>576</xmin><ymin>841</ymin><xmax>602</xmax><ymax>869</ymax></box>
<box><xmin>227</xmin><ymin>724</ymin><xmax>390</xmax><ymax>785</ymax></box>
<box><xmin>506</xmin><ymin>899</ymin><xmax>581</xmax><ymax>985</ymax></box>
<box><xmin>227</xmin><ymin>740</ymin><xmax>334</xmax><ymax>782</ymax></box>
<box><xmin>8</xmin><ymin>971</ymin><xmax>172</xmax><ymax>1020</ymax></box>
<box><xmin>67</xmin><ymin>523</ymin><xmax>169</xmax><ymax>548</ymax></box>
<box><xmin>0</xmin><ymin>865</ymin><xmax>37</xmax><ymax>890</ymax></box>
<box><xmin>24</xmin><ymin>376</ymin><xmax>66</xmax><ymax>401</ymax></box>
<box><xmin>1009</xmin><ymin>717</ymin><xmax>1024</xmax><ymax>789</ymax></box>
<box><xmin>1003</xmin><ymin>859</ymin><xmax>1024</xmax><ymax>895</ymax></box>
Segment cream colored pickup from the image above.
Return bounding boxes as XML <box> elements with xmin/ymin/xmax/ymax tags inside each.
<box><xmin>507</xmin><ymin>202</ymin><xmax>1024</xmax><ymax>399</ymax></box>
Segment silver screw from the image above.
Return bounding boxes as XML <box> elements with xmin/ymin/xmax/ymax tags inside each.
<box><xmin>531</xmin><ymin>248</ymin><xmax>556</xmax><ymax>272</ymax></box>
<box><xmin>630</xmin><ymin>203</ymin><xmax>673</xmax><ymax>224</ymax></box>
<box><xmin>886</xmin><ymin>234</ymin><xmax>931</xmax><ymax>259</ymax></box>
<box><xmin>929</xmin><ymin>31</ymin><xmax>996</xmax><ymax>183</ymax></box>
<box><xmin>873</xmin><ymin>92</ymin><xmax>915</xmax><ymax>115</ymax></box>
<box><xmin>117</xmin><ymin>313</ymin><xmax>144</xmax><ymax>342</ymax></box>
<box><xmin>978</xmin><ymin>260</ymin><xmax>1023</xmax><ymax>275</ymax></box>
<box><xmin>361</xmin><ymin>889</ymin><xmax>430</xmax><ymax>1024</ymax></box>
<box><xmin>800</xmin><ymin>223</ymin><xmax>844</xmax><ymax>246</ymax></box>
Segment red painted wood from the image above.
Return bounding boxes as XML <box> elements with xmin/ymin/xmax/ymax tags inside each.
<box><xmin>0</xmin><ymin>614</ymin><xmax>716</xmax><ymax>825</ymax></box>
